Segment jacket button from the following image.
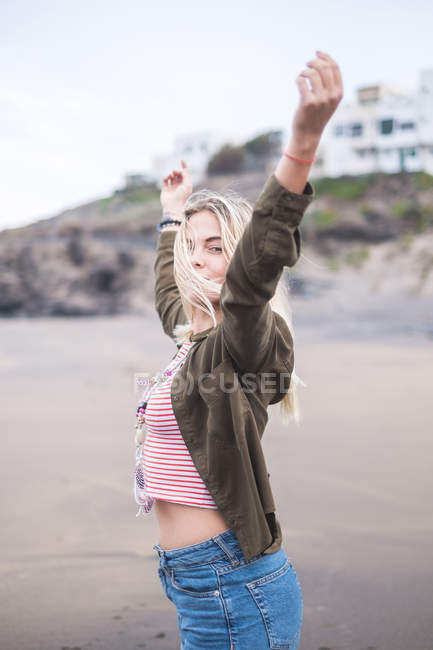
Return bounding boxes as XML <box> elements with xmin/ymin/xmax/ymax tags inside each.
<box><xmin>172</xmin><ymin>395</ymin><xmax>179</xmax><ymax>401</ymax></box>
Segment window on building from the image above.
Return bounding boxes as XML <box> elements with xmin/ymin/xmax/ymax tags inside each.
<box><xmin>349</xmin><ymin>122</ymin><xmax>363</xmax><ymax>137</ymax></box>
<box><xmin>379</xmin><ymin>119</ymin><xmax>394</xmax><ymax>135</ymax></box>
<box><xmin>400</xmin><ymin>121</ymin><xmax>415</xmax><ymax>131</ymax></box>
<box><xmin>334</xmin><ymin>124</ymin><xmax>344</xmax><ymax>136</ymax></box>
<box><xmin>200</xmin><ymin>142</ymin><xmax>208</xmax><ymax>152</ymax></box>
<box><xmin>183</xmin><ymin>145</ymin><xmax>193</xmax><ymax>153</ymax></box>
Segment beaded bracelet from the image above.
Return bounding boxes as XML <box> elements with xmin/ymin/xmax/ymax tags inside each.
<box><xmin>156</xmin><ymin>219</ymin><xmax>182</xmax><ymax>233</ymax></box>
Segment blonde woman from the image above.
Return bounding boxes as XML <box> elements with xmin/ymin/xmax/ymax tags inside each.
<box><xmin>139</xmin><ymin>50</ymin><xmax>343</xmax><ymax>649</ymax></box>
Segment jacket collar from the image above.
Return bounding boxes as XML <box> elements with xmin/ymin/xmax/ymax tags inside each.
<box><xmin>189</xmin><ymin>325</ymin><xmax>217</xmax><ymax>342</ymax></box>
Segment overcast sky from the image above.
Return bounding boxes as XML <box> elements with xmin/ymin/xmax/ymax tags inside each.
<box><xmin>1</xmin><ymin>0</ymin><xmax>432</xmax><ymax>231</ymax></box>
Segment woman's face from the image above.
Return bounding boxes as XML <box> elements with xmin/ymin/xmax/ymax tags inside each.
<box><xmin>185</xmin><ymin>210</ymin><xmax>229</xmax><ymax>304</ymax></box>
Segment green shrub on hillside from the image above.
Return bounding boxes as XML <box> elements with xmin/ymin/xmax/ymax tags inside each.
<box><xmin>413</xmin><ymin>171</ymin><xmax>433</xmax><ymax>191</ymax></box>
<box><xmin>313</xmin><ymin>176</ymin><xmax>369</xmax><ymax>200</ymax></box>
<box><xmin>358</xmin><ymin>201</ymin><xmax>374</xmax><ymax>217</ymax></box>
<box><xmin>420</xmin><ymin>204</ymin><xmax>433</xmax><ymax>226</ymax></box>
<box><xmin>414</xmin><ymin>205</ymin><xmax>433</xmax><ymax>233</ymax></box>
<box><xmin>312</xmin><ymin>209</ymin><xmax>339</xmax><ymax>228</ymax></box>
<box><xmin>97</xmin><ymin>197</ymin><xmax>114</xmax><ymax>209</ymax></box>
<box><xmin>125</xmin><ymin>189</ymin><xmax>160</xmax><ymax>203</ymax></box>
<box><xmin>390</xmin><ymin>200</ymin><xmax>432</xmax><ymax>233</ymax></box>
<box><xmin>344</xmin><ymin>245</ymin><xmax>370</xmax><ymax>268</ymax></box>
<box><xmin>391</xmin><ymin>199</ymin><xmax>413</xmax><ymax>218</ymax></box>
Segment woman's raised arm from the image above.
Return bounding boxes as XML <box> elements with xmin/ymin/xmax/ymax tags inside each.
<box><xmin>220</xmin><ymin>51</ymin><xmax>343</xmax><ymax>375</ymax></box>
<box><xmin>154</xmin><ymin>160</ymin><xmax>193</xmax><ymax>341</ymax></box>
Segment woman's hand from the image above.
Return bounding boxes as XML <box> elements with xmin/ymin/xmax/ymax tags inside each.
<box><xmin>274</xmin><ymin>51</ymin><xmax>343</xmax><ymax>194</ymax></box>
<box><xmin>290</xmin><ymin>50</ymin><xmax>344</xmax><ymax>154</ymax></box>
<box><xmin>160</xmin><ymin>159</ymin><xmax>193</xmax><ymax>215</ymax></box>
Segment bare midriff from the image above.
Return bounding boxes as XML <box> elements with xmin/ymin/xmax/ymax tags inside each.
<box><xmin>154</xmin><ymin>498</ymin><xmax>231</xmax><ymax>550</ymax></box>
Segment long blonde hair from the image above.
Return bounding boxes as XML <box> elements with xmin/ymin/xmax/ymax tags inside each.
<box><xmin>171</xmin><ymin>188</ymin><xmax>306</xmax><ymax>425</ymax></box>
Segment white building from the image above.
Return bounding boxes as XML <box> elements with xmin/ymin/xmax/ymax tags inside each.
<box><xmin>311</xmin><ymin>68</ymin><xmax>433</xmax><ymax>178</ymax></box>
<box><xmin>150</xmin><ymin>129</ymin><xmax>234</xmax><ymax>187</ymax></box>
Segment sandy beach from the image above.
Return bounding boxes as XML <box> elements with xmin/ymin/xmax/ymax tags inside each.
<box><xmin>1</xmin><ymin>313</ymin><xmax>432</xmax><ymax>650</ymax></box>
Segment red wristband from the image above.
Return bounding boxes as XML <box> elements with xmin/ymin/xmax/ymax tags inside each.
<box><xmin>283</xmin><ymin>151</ymin><xmax>317</xmax><ymax>164</ymax></box>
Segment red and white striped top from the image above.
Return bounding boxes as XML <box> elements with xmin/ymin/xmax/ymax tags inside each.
<box><xmin>143</xmin><ymin>340</ymin><xmax>218</xmax><ymax>509</ymax></box>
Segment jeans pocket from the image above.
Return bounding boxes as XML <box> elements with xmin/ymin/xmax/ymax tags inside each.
<box><xmin>246</xmin><ymin>559</ymin><xmax>303</xmax><ymax>649</ymax></box>
<box><xmin>158</xmin><ymin>565</ymin><xmax>176</xmax><ymax>604</ymax></box>
<box><xmin>169</xmin><ymin>564</ymin><xmax>220</xmax><ymax>599</ymax></box>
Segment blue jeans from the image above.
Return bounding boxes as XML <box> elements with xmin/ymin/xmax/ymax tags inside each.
<box><xmin>153</xmin><ymin>527</ymin><xmax>303</xmax><ymax>649</ymax></box>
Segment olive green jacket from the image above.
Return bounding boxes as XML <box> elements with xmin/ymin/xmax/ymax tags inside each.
<box><xmin>154</xmin><ymin>172</ymin><xmax>314</xmax><ymax>561</ymax></box>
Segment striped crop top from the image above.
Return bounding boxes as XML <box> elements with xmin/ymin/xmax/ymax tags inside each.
<box><xmin>142</xmin><ymin>340</ymin><xmax>218</xmax><ymax>509</ymax></box>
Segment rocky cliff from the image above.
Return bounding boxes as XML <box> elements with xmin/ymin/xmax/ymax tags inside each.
<box><xmin>1</xmin><ymin>170</ymin><xmax>432</xmax><ymax>331</ymax></box>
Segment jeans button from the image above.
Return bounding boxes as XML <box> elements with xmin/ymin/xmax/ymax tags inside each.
<box><xmin>214</xmin><ymin>589</ymin><xmax>220</xmax><ymax>596</ymax></box>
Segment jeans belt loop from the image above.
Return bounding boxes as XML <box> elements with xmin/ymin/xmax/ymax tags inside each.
<box><xmin>153</xmin><ymin>543</ymin><xmax>167</xmax><ymax>567</ymax></box>
<box><xmin>213</xmin><ymin>534</ymin><xmax>239</xmax><ymax>566</ymax></box>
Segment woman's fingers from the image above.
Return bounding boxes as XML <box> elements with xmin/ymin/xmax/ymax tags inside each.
<box><xmin>316</xmin><ymin>51</ymin><xmax>344</xmax><ymax>95</ymax></box>
<box><xmin>295</xmin><ymin>74</ymin><xmax>312</xmax><ymax>102</ymax></box>
<box><xmin>162</xmin><ymin>161</ymin><xmax>190</xmax><ymax>188</ymax></box>
<box><xmin>300</xmin><ymin>66</ymin><xmax>325</xmax><ymax>95</ymax></box>
<box><xmin>291</xmin><ymin>51</ymin><xmax>343</xmax><ymax>141</ymax></box>
<box><xmin>305</xmin><ymin>57</ymin><xmax>334</xmax><ymax>92</ymax></box>
<box><xmin>181</xmin><ymin>159</ymin><xmax>191</xmax><ymax>175</ymax></box>
<box><xmin>163</xmin><ymin>171</ymin><xmax>182</xmax><ymax>187</ymax></box>
<box><xmin>299</xmin><ymin>51</ymin><xmax>343</xmax><ymax>106</ymax></box>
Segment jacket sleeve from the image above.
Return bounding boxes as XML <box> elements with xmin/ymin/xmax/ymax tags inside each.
<box><xmin>154</xmin><ymin>229</ymin><xmax>188</xmax><ymax>341</ymax></box>
<box><xmin>220</xmin><ymin>173</ymin><xmax>314</xmax><ymax>374</ymax></box>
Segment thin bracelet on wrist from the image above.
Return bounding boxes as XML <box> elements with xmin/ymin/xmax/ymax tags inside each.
<box><xmin>283</xmin><ymin>151</ymin><xmax>317</xmax><ymax>164</ymax></box>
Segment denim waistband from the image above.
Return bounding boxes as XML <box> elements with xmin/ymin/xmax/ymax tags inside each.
<box><xmin>153</xmin><ymin>527</ymin><xmax>258</xmax><ymax>569</ymax></box>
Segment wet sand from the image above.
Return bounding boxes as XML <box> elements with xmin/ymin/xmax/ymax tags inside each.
<box><xmin>1</xmin><ymin>314</ymin><xmax>432</xmax><ymax>650</ymax></box>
